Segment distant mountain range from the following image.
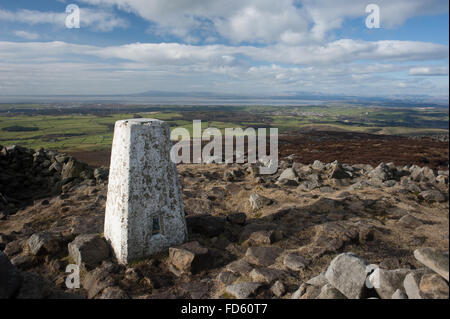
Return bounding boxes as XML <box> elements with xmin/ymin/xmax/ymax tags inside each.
<box><xmin>1</xmin><ymin>90</ymin><xmax>448</xmax><ymax>107</ymax></box>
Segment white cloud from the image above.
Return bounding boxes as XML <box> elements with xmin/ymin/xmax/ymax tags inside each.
<box><xmin>0</xmin><ymin>7</ymin><xmax>128</xmax><ymax>31</ymax></box>
<box><xmin>409</xmin><ymin>66</ymin><xmax>449</xmax><ymax>76</ymax></box>
<box><xmin>0</xmin><ymin>39</ymin><xmax>447</xmax><ymax>97</ymax></box>
<box><xmin>76</xmin><ymin>0</ymin><xmax>449</xmax><ymax>43</ymax></box>
<box><xmin>13</xmin><ymin>30</ymin><xmax>40</xmax><ymax>40</ymax></box>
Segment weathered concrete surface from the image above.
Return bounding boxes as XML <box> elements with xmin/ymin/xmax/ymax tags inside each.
<box><xmin>104</xmin><ymin>119</ymin><xmax>187</xmax><ymax>264</ymax></box>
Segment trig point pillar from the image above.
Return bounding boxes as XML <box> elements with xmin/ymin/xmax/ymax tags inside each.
<box><xmin>104</xmin><ymin>119</ymin><xmax>187</xmax><ymax>264</ymax></box>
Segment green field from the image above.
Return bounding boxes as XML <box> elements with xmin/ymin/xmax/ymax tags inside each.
<box><xmin>0</xmin><ymin>104</ymin><xmax>448</xmax><ymax>152</ymax></box>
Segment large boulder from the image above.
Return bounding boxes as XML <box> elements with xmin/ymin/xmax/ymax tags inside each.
<box><xmin>68</xmin><ymin>234</ymin><xmax>110</xmax><ymax>269</ymax></box>
<box><xmin>325</xmin><ymin>252</ymin><xmax>368</xmax><ymax>299</ymax></box>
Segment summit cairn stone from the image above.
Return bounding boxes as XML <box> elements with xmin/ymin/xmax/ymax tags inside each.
<box><xmin>104</xmin><ymin>119</ymin><xmax>188</xmax><ymax>264</ymax></box>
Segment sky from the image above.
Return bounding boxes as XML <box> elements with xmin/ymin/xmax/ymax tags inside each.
<box><xmin>0</xmin><ymin>0</ymin><xmax>448</xmax><ymax>99</ymax></box>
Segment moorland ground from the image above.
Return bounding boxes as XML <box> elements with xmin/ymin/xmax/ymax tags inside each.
<box><xmin>0</xmin><ymin>104</ymin><xmax>448</xmax><ymax>153</ymax></box>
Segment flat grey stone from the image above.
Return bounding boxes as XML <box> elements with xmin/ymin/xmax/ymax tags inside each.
<box><xmin>245</xmin><ymin>246</ymin><xmax>283</xmax><ymax>267</ymax></box>
<box><xmin>283</xmin><ymin>253</ymin><xmax>309</xmax><ymax>271</ymax></box>
<box><xmin>414</xmin><ymin>248</ymin><xmax>449</xmax><ymax>281</ymax></box>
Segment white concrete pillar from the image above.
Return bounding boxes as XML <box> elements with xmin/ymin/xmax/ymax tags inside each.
<box><xmin>104</xmin><ymin>119</ymin><xmax>187</xmax><ymax>264</ymax></box>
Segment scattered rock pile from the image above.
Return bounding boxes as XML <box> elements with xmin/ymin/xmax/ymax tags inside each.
<box><xmin>0</xmin><ymin>146</ymin><xmax>448</xmax><ymax>299</ymax></box>
<box><xmin>291</xmin><ymin>248</ymin><xmax>448</xmax><ymax>299</ymax></box>
<box><xmin>0</xmin><ymin>145</ymin><xmax>104</xmax><ymax>217</ymax></box>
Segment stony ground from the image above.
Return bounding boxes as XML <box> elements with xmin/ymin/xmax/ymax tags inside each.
<box><xmin>0</xmin><ymin>144</ymin><xmax>448</xmax><ymax>299</ymax></box>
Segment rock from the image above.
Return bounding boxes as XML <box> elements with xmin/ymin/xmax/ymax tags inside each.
<box><xmin>278</xmin><ymin>168</ymin><xmax>299</xmax><ymax>182</ymax></box>
<box><xmin>0</xmin><ymin>234</ymin><xmax>10</xmax><ymax>250</ymax></box>
<box><xmin>436</xmin><ymin>175</ymin><xmax>449</xmax><ymax>191</ymax></box>
<box><xmin>93</xmin><ymin>167</ymin><xmax>109</xmax><ymax>183</ymax></box>
<box><xmin>186</xmin><ymin>215</ymin><xmax>225</xmax><ymax>238</ymax></box>
<box><xmin>226</xmin><ymin>259</ymin><xmax>253</xmax><ymax>275</ymax></box>
<box><xmin>306</xmin><ymin>272</ymin><xmax>328</xmax><ymax>287</ymax></box>
<box><xmin>368</xmin><ymin>268</ymin><xmax>411</xmax><ymax>299</ymax></box>
<box><xmin>271</xmin><ymin>280</ymin><xmax>286</xmax><ymax>297</ymax></box>
<box><xmin>298</xmin><ymin>284</ymin><xmax>322</xmax><ymax>299</ymax></box>
<box><xmin>391</xmin><ymin>289</ymin><xmax>408</xmax><ymax>299</ymax></box>
<box><xmin>124</xmin><ymin>267</ymin><xmax>142</xmax><ymax>282</ymax></box>
<box><xmin>11</xmin><ymin>255</ymin><xmax>35</xmax><ymax>269</ymax></box>
<box><xmin>329</xmin><ymin>162</ymin><xmax>351</xmax><ymax>179</ymax></box>
<box><xmin>4</xmin><ymin>240</ymin><xmax>22</xmax><ymax>257</ymax></box>
<box><xmin>225</xmin><ymin>282</ymin><xmax>262</xmax><ymax>299</ymax></box>
<box><xmin>68</xmin><ymin>234</ymin><xmax>110</xmax><ymax>269</ymax></box>
<box><xmin>245</xmin><ymin>246</ymin><xmax>283</xmax><ymax>267</ymax></box>
<box><xmin>283</xmin><ymin>253</ymin><xmax>309</xmax><ymax>271</ymax></box>
<box><xmin>249</xmin><ymin>193</ymin><xmax>273</xmax><ymax>211</ymax></box>
<box><xmin>325</xmin><ymin>252</ymin><xmax>368</xmax><ymax>299</ymax></box>
<box><xmin>419</xmin><ymin>274</ymin><xmax>449</xmax><ymax>299</ymax></box>
<box><xmin>248</xmin><ymin>230</ymin><xmax>281</xmax><ymax>245</ymax></box>
<box><xmin>217</xmin><ymin>271</ymin><xmax>239</xmax><ymax>285</ymax></box>
<box><xmin>15</xmin><ymin>271</ymin><xmax>76</xmax><ymax>299</ymax></box>
<box><xmin>0</xmin><ymin>252</ymin><xmax>22</xmax><ymax>298</ymax></box>
<box><xmin>312</xmin><ymin>160</ymin><xmax>325</xmax><ymax>171</ymax></box>
<box><xmin>168</xmin><ymin>241</ymin><xmax>210</xmax><ymax>276</ymax></box>
<box><xmin>61</xmin><ymin>158</ymin><xmax>87</xmax><ymax>180</ymax></box>
<box><xmin>317</xmin><ymin>284</ymin><xmax>347</xmax><ymax>299</ymax></box>
<box><xmin>418</xmin><ymin>190</ymin><xmax>446</xmax><ymax>203</ymax></box>
<box><xmin>100</xmin><ymin>286</ymin><xmax>129</xmax><ymax>299</ymax></box>
<box><xmin>48</xmin><ymin>162</ymin><xmax>62</xmax><ymax>173</ymax></box>
<box><xmin>27</xmin><ymin>232</ymin><xmax>60</xmax><ymax>256</ymax></box>
<box><xmin>411</xmin><ymin>166</ymin><xmax>436</xmax><ymax>183</ymax></box>
<box><xmin>414</xmin><ymin>248</ymin><xmax>449</xmax><ymax>281</ymax></box>
<box><xmin>368</xmin><ymin>163</ymin><xmax>394</xmax><ymax>182</ymax></box>
<box><xmin>276</xmin><ymin>178</ymin><xmax>299</xmax><ymax>187</ymax></box>
<box><xmin>398</xmin><ymin>214</ymin><xmax>423</xmax><ymax>228</ymax></box>
<box><xmin>226</xmin><ymin>212</ymin><xmax>247</xmax><ymax>225</ymax></box>
<box><xmin>291</xmin><ymin>285</ymin><xmax>306</xmax><ymax>299</ymax></box>
<box><xmin>223</xmin><ymin>170</ymin><xmax>235</xmax><ymax>182</ymax></box>
<box><xmin>82</xmin><ymin>264</ymin><xmax>116</xmax><ymax>299</ymax></box>
<box><xmin>249</xmin><ymin>267</ymin><xmax>284</xmax><ymax>284</ymax></box>
<box><xmin>183</xmin><ymin>198</ymin><xmax>213</xmax><ymax>215</ymax></box>
<box><xmin>299</xmin><ymin>179</ymin><xmax>321</xmax><ymax>191</ymax></box>
<box><xmin>403</xmin><ymin>272</ymin><xmax>424</xmax><ymax>299</ymax></box>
